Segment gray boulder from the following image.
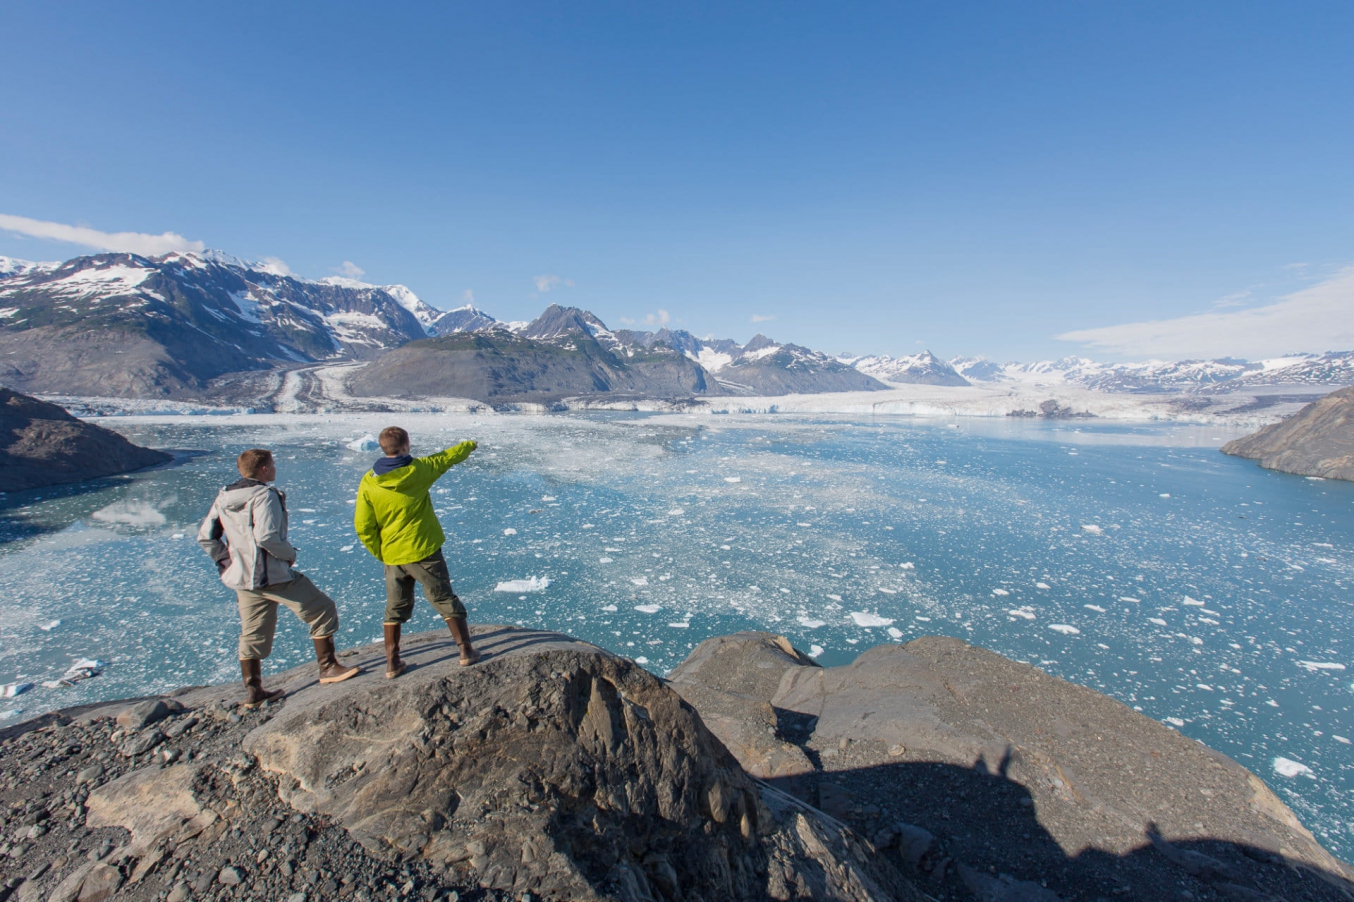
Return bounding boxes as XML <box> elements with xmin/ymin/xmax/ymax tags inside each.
<box><xmin>231</xmin><ymin>626</ymin><xmax>925</xmax><ymax>901</ymax></box>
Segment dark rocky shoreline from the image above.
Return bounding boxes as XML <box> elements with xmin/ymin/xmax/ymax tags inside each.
<box><xmin>1</xmin><ymin>627</ymin><xmax>1349</xmax><ymax>902</ymax></box>
<box><xmin>1221</xmin><ymin>386</ymin><xmax>1354</xmax><ymax>481</ymax></box>
<box><xmin>0</xmin><ymin>389</ymin><xmax>171</xmax><ymax>493</ymax></box>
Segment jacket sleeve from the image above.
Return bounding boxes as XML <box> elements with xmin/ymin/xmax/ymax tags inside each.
<box><xmin>421</xmin><ymin>440</ymin><xmax>477</xmax><ymax>482</ymax></box>
<box><xmin>252</xmin><ymin>490</ymin><xmax>297</xmax><ymax>563</ymax></box>
<box><xmin>196</xmin><ymin>501</ymin><xmax>229</xmax><ymax>570</ymax></box>
<box><xmin>354</xmin><ymin>482</ymin><xmax>383</xmax><ymax>560</ymax></box>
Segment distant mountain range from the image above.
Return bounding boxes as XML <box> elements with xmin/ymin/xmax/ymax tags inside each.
<box><xmin>2</xmin><ymin>249</ymin><xmax>1352</xmax><ymax>404</ymax></box>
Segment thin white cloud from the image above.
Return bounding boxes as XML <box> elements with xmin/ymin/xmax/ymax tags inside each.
<box><xmin>645</xmin><ymin>309</ymin><xmax>671</xmax><ymax>326</ymax></box>
<box><xmin>533</xmin><ymin>274</ymin><xmax>574</xmax><ymax>293</ymax></box>
<box><xmin>0</xmin><ymin>213</ymin><xmax>205</xmax><ymax>256</ymax></box>
<box><xmin>257</xmin><ymin>257</ymin><xmax>293</xmax><ymax>277</ymax></box>
<box><xmin>1058</xmin><ymin>267</ymin><xmax>1354</xmax><ymax>359</ymax></box>
<box><xmin>462</xmin><ymin>289</ymin><xmax>475</xmax><ymax>304</ymax></box>
<box><xmin>750</xmin><ymin>314</ymin><xmax>775</xmax><ymax>323</ymax></box>
<box><xmin>334</xmin><ymin>261</ymin><xmax>365</xmax><ymax>279</ymax></box>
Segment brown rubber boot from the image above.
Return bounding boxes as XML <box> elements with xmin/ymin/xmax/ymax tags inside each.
<box><xmin>240</xmin><ymin>659</ymin><xmax>284</xmax><ymax>708</ymax></box>
<box><xmin>383</xmin><ymin>622</ymin><xmax>406</xmax><ymax>679</ymax></box>
<box><xmin>313</xmin><ymin>636</ymin><xmax>360</xmax><ymax>684</ymax></box>
<box><xmin>445</xmin><ymin>617</ymin><xmax>481</xmax><ymax>666</ymax></box>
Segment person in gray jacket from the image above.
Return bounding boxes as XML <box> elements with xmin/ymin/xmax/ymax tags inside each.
<box><xmin>197</xmin><ymin>447</ymin><xmax>358</xmax><ymax>705</ymax></box>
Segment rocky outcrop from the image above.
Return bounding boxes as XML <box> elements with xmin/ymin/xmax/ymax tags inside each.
<box><xmin>5</xmin><ymin>627</ymin><xmax>1352</xmax><ymax>902</ymax></box>
<box><xmin>0</xmin><ymin>389</ymin><xmax>171</xmax><ymax>492</ymax></box>
<box><xmin>0</xmin><ymin>627</ymin><xmax>924</xmax><ymax>902</ymax></box>
<box><xmin>1221</xmin><ymin>385</ymin><xmax>1354</xmax><ymax>480</ymax></box>
<box><xmin>669</xmin><ymin>632</ymin><xmax>1354</xmax><ymax>901</ymax></box>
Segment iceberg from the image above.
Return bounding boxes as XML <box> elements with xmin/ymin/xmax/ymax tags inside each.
<box><xmin>346</xmin><ymin>433</ymin><xmax>380</xmax><ymax>452</ymax></box>
<box><xmin>494</xmin><ymin>576</ymin><xmax>551</xmax><ymax>593</ymax></box>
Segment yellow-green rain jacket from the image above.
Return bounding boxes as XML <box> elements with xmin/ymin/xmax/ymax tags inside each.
<box><xmin>354</xmin><ymin>441</ymin><xmax>476</xmax><ymax>565</ymax></box>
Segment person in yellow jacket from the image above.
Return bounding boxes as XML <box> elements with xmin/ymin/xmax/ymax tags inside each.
<box><xmin>355</xmin><ymin>426</ymin><xmax>480</xmax><ymax>677</ymax></box>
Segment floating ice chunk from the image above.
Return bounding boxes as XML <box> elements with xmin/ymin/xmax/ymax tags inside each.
<box><xmin>503</xmin><ymin>528</ymin><xmax>517</xmax><ymax>536</ymax></box>
<box><xmin>1164</xmin><ymin>717</ymin><xmax>1185</xmax><ymax>727</ymax></box>
<box><xmin>667</xmin><ymin>621</ymin><xmax>690</xmax><ymax>628</ymax></box>
<box><xmin>915</xmin><ymin>616</ymin><xmax>931</xmax><ymax>622</ymax></box>
<box><xmin>1048</xmin><ymin>624</ymin><xmax>1080</xmax><ymax>635</ymax></box>
<box><xmin>808</xmin><ymin>645</ymin><xmax>825</xmax><ymax>658</ymax></box>
<box><xmin>1097</xmin><ymin>643</ymin><xmax>1110</xmax><ymax>649</ymax></box>
<box><xmin>797</xmin><ymin>616</ymin><xmax>826</xmax><ymax>629</ymax></box>
<box><xmin>599</xmin><ymin>557</ymin><xmax>614</xmax><ymax>564</ymax></box>
<box><xmin>667</xmin><ymin>509</ymin><xmax>685</xmax><ymax>516</ymax></box>
<box><xmin>1159</xmin><ymin>493</ymin><xmax>1171</xmax><ymax>498</ymax></box>
<box><xmin>1118</xmin><ymin>597</ymin><xmax>1140</xmax><ymax>603</ymax></box>
<box><xmin>887</xmin><ymin>627</ymin><xmax>904</xmax><ymax>639</ymax></box>
<box><xmin>991</xmin><ymin>588</ymin><xmax>1010</xmax><ymax>597</ymax></box>
<box><xmin>346</xmin><ymin>433</ymin><xmax>380</xmax><ymax>451</ymax></box>
<box><xmin>1148</xmin><ymin>617</ymin><xmax>1168</xmax><ymax>626</ymax></box>
<box><xmin>1182</xmin><ymin>596</ymin><xmax>1205</xmax><ymax>606</ymax></box>
<box><xmin>635</xmin><ymin>604</ymin><xmax>662</xmax><ymax>614</ymax></box>
<box><xmin>1083</xmin><ymin>605</ymin><xmax>1106</xmax><ymax>614</ymax></box>
<box><xmin>1035</xmin><ymin>582</ymin><xmax>1050</xmax><ymax>589</ymax></box>
<box><xmin>1335</xmin><ymin>736</ymin><xmax>1351</xmax><ymax>745</ymax></box>
<box><xmin>494</xmin><ymin>576</ymin><xmax>550</xmax><ymax>593</ymax></box>
<box><xmin>849</xmin><ymin>612</ymin><xmax>895</xmax><ymax>627</ymax></box>
<box><xmin>92</xmin><ymin>499</ymin><xmax>166</xmax><ymax>528</ymax></box>
<box><xmin>796</xmin><ymin>522</ymin><xmax>812</xmax><ymax>528</ymax></box>
<box><xmin>1080</xmin><ymin>524</ymin><xmax>1103</xmax><ymax>535</ymax></box>
<box><xmin>1297</xmin><ymin>661</ymin><xmax>1347</xmax><ymax>673</ymax></box>
<box><xmin>827</xmin><ymin>594</ymin><xmax>842</xmax><ymax>602</ymax></box>
<box><xmin>631</xmin><ymin>577</ymin><xmax>649</xmax><ymax>587</ymax></box>
<box><xmin>2</xmin><ymin>682</ymin><xmax>34</xmax><ymax>699</ymax></box>
<box><xmin>340</xmin><ymin>545</ymin><xmax>355</xmax><ymax>552</ymax></box>
<box><xmin>1273</xmin><ymin>757</ymin><xmax>1314</xmax><ymax>778</ymax></box>
<box><xmin>541</xmin><ymin>496</ymin><xmax>556</xmax><ymax>502</ymax></box>
<box><xmin>38</xmin><ymin>620</ymin><xmax>62</xmax><ymax>631</ymax></box>
<box><xmin>171</xmin><ymin>533</ymin><xmax>184</xmax><ymax>539</ymax></box>
<box><xmin>1008</xmin><ymin>609</ymin><xmax>1036</xmax><ymax>620</ymax></box>
<box><xmin>635</xmin><ymin>656</ymin><xmax>650</xmax><ymax>665</ymax></box>
<box><xmin>724</xmin><ymin>477</ymin><xmax>742</xmax><ymax>483</ymax></box>
<box><xmin>601</xmin><ymin>604</ymin><xmax>618</xmax><ymax>612</ymax></box>
<box><xmin>900</xmin><ymin>562</ymin><xmax>915</xmax><ymax>570</ymax></box>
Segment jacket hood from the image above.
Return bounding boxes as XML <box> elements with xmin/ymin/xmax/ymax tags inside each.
<box><xmin>219</xmin><ymin>478</ymin><xmax>271</xmax><ymax>512</ymax></box>
<box><xmin>365</xmin><ymin>466</ymin><xmax>424</xmax><ymax>493</ymax></box>
<box><xmin>373</xmin><ymin>454</ymin><xmax>413</xmax><ymax>476</ymax></box>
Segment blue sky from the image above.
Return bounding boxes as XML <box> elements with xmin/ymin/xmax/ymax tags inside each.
<box><xmin>2</xmin><ymin>2</ymin><xmax>1352</xmax><ymax>361</ymax></box>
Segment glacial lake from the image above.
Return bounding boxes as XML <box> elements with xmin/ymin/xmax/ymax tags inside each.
<box><xmin>1</xmin><ymin>411</ymin><xmax>1351</xmax><ymax>858</ymax></box>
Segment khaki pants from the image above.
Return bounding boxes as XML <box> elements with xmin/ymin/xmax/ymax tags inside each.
<box><xmin>384</xmin><ymin>549</ymin><xmax>467</xmax><ymax>624</ymax></box>
<box><xmin>236</xmin><ymin>571</ymin><xmax>340</xmax><ymax>660</ymax></box>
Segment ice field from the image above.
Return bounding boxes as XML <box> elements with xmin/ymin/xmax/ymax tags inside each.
<box><xmin>1</xmin><ymin>411</ymin><xmax>1352</xmax><ymax>859</ymax></box>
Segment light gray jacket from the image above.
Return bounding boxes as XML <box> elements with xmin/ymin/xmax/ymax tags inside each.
<box><xmin>197</xmin><ymin>478</ymin><xmax>298</xmax><ymax>591</ymax></box>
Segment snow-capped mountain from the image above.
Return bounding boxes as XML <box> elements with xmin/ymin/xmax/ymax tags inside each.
<box><xmin>607</xmin><ymin>326</ymin><xmax>885</xmax><ymax>394</ymax></box>
<box><xmin>0</xmin><ymin>250</ymin><xmax>433</xmax><ymax>396</ymax></box>
<box><xmin>945</xmin><ymin>353</ymin><xmax>1354</xmax><ymax>394</ymax></box>
<box><xmin>0</xmin><ymin>257</ymin><xmax>58</xmax><ymax>279</ymax></box>
<box><xmin>840</xmin><ymin>351</ymin><xmax>969</xmax><ymax>386</ymax></box>
<box><xmin>428</xmin><ymin>304</ymin><xmax>503</xmax><ymax>336</ymax></box>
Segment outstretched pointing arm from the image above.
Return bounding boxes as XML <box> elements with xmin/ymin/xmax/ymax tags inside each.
<box><xmin>424</xmin><ymin>440</ymin><xmax>477</xmax><ymax>479</ymax></box>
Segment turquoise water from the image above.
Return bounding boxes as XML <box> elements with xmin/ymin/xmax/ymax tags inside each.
<box><xmin>1</xmin><ymin>412</ymin><xmax>1351</xmax><ymax>858</ymax></box>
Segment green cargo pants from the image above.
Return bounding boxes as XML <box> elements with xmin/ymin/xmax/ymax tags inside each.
<box><xmin>384</xmin><ymin>548</ymin><xmax>468</xmax><ymax>624</ymax></box>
